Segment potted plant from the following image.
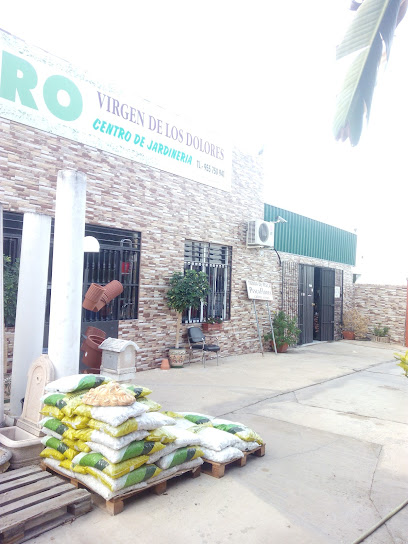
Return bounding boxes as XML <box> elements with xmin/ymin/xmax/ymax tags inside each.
<box><xmin>264</xmin><ymin>311</ymin><xmax>300</xmax><ymax>353</ymax></box>
<box><xmin>373</xmin><ymin>325</ymin><xmax>390</xmax><ymax>343</ymax></box>
<box><xmin>166</xmin><ymin>269</ymin><xmax>210</xmax><ymax>367</ymax></box>
<box><xmin>342</xmin><ymin>308</ymin><xmax>369</xmax><ymax>340</ymax></box>
<box><xmin>202</xmin><ymin>316</ymin><xmax>223</xmax><ymax>333</ymax></box>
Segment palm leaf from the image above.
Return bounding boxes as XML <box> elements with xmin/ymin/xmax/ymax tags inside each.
<box><xmin>333</xmin><ymin>0</ymin><xmax>401</xmax><ymax>145</ymax></box>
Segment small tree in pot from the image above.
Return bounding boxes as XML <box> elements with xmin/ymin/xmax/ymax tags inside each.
<box><xmin>166</xmin><ymin>270</ymin><xmax>210</xmax><ymax>367</ymax></box>
<box><xmin>264</xmin><ymin>311</ymin><xmax>300</xmax><ymax>353</ymax></box>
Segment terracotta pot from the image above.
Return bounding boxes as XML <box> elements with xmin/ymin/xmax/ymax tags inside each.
<box><xmin>81</xmin><ymin>334</ymin><xmax>105</xmax><ymax>369</ymax></box>
<box><xmin>168</xmin><ymin>347</ymin><xmax>186</xmax><ymax>368</ymax></box>
<box><xmin>202</xmin><ymin>323</ymin><xmax>222</xmax><ymax>333</ymax></box>
<box><xmin>84</xmin><ymin>326</ymin><xmax>106</xmax><ymax>339</ymax></box>
<box><xmin>80</xmin><ymin>333</ymin><xmax>106</xmax><ymax>353</ymax></box>
<box><xmin>160</xmin><ymin>358</ymin><xmax>170</xmax><ymax>370</ymax></box>
<box><xmin>83</xmin><ymin>283</ymin><xmax>105</xmax><ymax>302</ymax></box>
<box><xmin>83</xmin><ymin>283</ymin><xmax>106</xmax><ymax>312</ymax></box>
<box><xmin>276</xmin><ymin>343</ymin><xmax>289</xmax><ymax>353</ymax></box>
<box><xmin>103</xmin><ymin>280</ymin><xmax>124</xmax><ymax>303</ymax></box>
<box><xmin>81</xmin><ymin>349</ymin><xmax>102</xmax><ymax>369</ymax></box>
<box><xmin>342</xmin><ymin>330</ymin><xmax>355</xmax><ymax>340</ymax></box>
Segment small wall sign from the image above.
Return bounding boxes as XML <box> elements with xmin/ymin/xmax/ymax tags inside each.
<box><xmin>246</xmin><ymin>280</ymin><xmax>273</xmax><ymax>301</ymax></box>
<box><xmin>335</xmin><ymin>286</ymin><xmax>341</xmax><ymax>298</ymax></box>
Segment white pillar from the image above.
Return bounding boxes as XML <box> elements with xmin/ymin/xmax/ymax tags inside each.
<box><xmin>9</xmin><ymin>213</ymin><xmax>51</xmax><ymax>416</ymax></box>
<box><xmin>0</xmin><ymin>205</ymin><xmax>4</xmax><ymax>425</ymax></box>
<box><xmin>48</xmin><ymin>170</ymin><xmax>87</xmax><ymax>380</ymax></box>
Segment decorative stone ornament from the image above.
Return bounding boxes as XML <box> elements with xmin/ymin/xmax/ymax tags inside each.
<box><xmin>17</xmin><ymin>354</ymin><xmax>55</xmax><ymax>436</ymax></box>
<box><xmin>99</xmin><ymin>338</ymin><xmax>140</xmax><ymax>382</ymax></box>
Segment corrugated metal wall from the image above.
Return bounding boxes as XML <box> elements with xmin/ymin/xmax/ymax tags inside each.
<box><xmin>264</xmin><ymin>204</ymin><xmax>357</xmax><ymax>265</ymax></box>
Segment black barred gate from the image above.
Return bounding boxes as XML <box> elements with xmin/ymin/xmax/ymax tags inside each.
<box><xmin>282</xmin><ymin>261</ymin><xmax>344</xmax><ymax>345</ymax></box>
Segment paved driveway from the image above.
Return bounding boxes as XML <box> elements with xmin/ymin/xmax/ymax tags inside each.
<box><xmin>31</xmin><ymin>341</ymin><xmax>408</xmax><ymax>544</ymax></box>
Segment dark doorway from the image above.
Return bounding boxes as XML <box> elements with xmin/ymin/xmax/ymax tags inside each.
<box><xmin>313</xmin><ymin>267</ymin><xmax>335</xmax><ymax>341</ymax></box>
<box><xmin>282</xmin><ymin>261</ymin><xmax>339</xmax><ymax>346</ymax></box>
<box><xmin>298</xmin><ymin>265</ymin><xmax>335</xmax><ymax>344</ymax></box>
<box><xmin>298</xmin><ymin>264</ymin><xmax>314</xmax><ymax>344</ymax></box>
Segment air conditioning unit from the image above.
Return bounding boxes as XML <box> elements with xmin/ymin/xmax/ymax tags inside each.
<box><xmin>246</xmin><ymin>220</ymin><xmax>275</xmax><ymax>247</ymax></box>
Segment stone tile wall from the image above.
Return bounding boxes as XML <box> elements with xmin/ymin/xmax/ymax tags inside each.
<box><xmin>1</xmin><ymin>118</ymin><xmax>274</xmax><ymax>369</ymax></box>
<box><xmin>1</xmin><ymin>118</ymin><xmax>359</xmax><ymax>370</ymax></box>
<box><xmin>277</xmin><ymin>252</ymin><xmax>354</xmax><ymax>340</ymax></box>
<box><xmin>353</xmin><ymin>283</ymin><xmax>407</xmax><ymax>344</ymax></box>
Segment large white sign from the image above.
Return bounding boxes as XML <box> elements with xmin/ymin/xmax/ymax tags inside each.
<box><xmin>0</xmin><ymin>30</ymin><xmax>232</xmax><ymax>191</ymax></box>
<box><xmin>246</xmin><ymin>280</ymin><xmax>274</xmax><ymax>301</ymax></box>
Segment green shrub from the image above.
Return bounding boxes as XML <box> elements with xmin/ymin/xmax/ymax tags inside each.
<box><xmin>3</xmin><ymin>256</ymin><xmax>19</xmax><ymax>327</ymax></box>
<box><xmin>373</xmin><ymin>325</ymin><xmax>390</xmax><ymax>337</ymax></box>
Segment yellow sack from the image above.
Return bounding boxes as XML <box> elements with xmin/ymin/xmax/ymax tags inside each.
<box><xmin>84</xmin><ymin>464</ymin><xmax>161</xmax><ymax>492</ymax></box>
<box><xmin>40</xmin><ymin>405</ymin><xmax>65</xmax><ymax>420</ymax></box>
<box><xmin>60</xmin><ymin>394</ymin><xmax>85</xmax><ymax>417</ymax></box>
<box><xmin>40</xmin><ymin>447</ymin><xmax>65</xmax><ymax>461</ymax></box>
<box><xmin>161</xmin><ymin>410</ymin><xmax>184</xmax><ymax>418</ymax></box>
<box><xmin>70</xmin><ymin>439</ymin><xmax>91</xmax><ymax>453</ymax></box>
<box><xmin>71</xmin><ymin>429</ymin><xmax>93</xmax><ymax>442</ymax></box>
<box><xmin>122</xmin><ymin>384</ymin><xmax>152</xmax><ymax>398</ymax></box>
<box><xmin>137</xmin><ymin>398</ymin><xmax>161</xmax><ymax>412</ymax></box>
<box><xmin>87</xmin><ymin>418</ymin><xmax>139</xmax><ymax>437</ymax></box>
<box><xmin>146</xmin><ymin>427</ymin><xmax>177</xmax><ymax>444</ymax></box>
<box><xmin>59</xmin><ymin>459</ymin><xmax>73</xmax><ymax>471</ymax></box>
<box><xmin>61</xmin><ymin>415</ymin><xmax>90</xmax><ymax>430</ymax></box>
<box><xmin>62</xmin><ymin>428</ymin><xmax>80</xmax><ymax>441</ymax></box>
<box><xmin>62</xmin><ymin>437</ymin><xmax>90</xmax><ymax>452</ymax></box>
<box><xmin>60</xmin><ymin>458</ymin><xmax>87</xmax><ymax>474</ymax></box>
<box><xmin>71</xmin><ymin>451</ymin><xmax>149</xmax><ymax>479</ymax></box>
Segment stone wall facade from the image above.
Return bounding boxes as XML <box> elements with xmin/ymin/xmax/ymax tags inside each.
<box><xmin>277</xmin><ymin>252</ymin><xmax>354</xmax><ymax>341</ymax></box>
<box><xmin>1</xmin><ymin>118</ymin><xmax>357</xmax><ymax>371</ymax></box>
<box><xmin>353</xmin><ymin>283</ymin><xmax>407</xmax><ymax>344</ymax></box>
<box><xmin>0</xmin><ymin>118</ymin><xmax>272</xmax><ymax>370</ymax></box>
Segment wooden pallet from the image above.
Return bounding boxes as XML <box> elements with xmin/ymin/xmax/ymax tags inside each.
<box><xmin>42</xmin><ymin>461</ymin><xmax>201</xmax><ymax>516</ymax></box>
<box><xmin>201</xmin><ymin>444</ymin><xmax>266</xmax><ymax>478</ymax></box>
<box><xmin>0</xmin><ymin>465</ymin><xmax>92</xmax><ymax>544</ymax></box>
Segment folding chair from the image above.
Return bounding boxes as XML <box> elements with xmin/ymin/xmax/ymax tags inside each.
<box><xmin>187</xmin><ymin>326</ymin><xmax>220</xmax><ymax>367</ymax></box>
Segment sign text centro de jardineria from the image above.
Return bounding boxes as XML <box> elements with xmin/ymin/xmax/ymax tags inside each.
<box><xmin>0</xmin><ymin>30</ymin><xmax>231</xmax><ymax>191</ymax></box>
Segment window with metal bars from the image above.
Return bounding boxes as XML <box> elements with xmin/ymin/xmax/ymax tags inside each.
<box><xmin>2</xmin><ymin>212</ymin><xmax>141</xmax><ymax>322</ymax></box>
<box><xmin>183</xmin><ymin>240</ymin><xmax>231</xmax><ymax>323</ymax></box>
<box><xmin>80</xmin><ymin>224</ymin><xmax>141</xmax><ymax>322</ymax></box>
<box><xmin>2</xmin><ymin>211</ymin><xmax>23</xmax><ymax>264</ymax></box>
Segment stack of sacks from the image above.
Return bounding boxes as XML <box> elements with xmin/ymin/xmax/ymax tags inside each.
<box><xmin>165</xmin><ymin>412</ymin><xmax>264</xmax><ymax>464</ymax></box>
<box><xmin>128</xmin><ymin>410</ymin><xmax>204</xmax><ymax>480</ymax></box>
<box><xmin>211</xmin><ymin>418</ymin><xmax>264</xmax><ymax>452</ymax></box>
<box><xmin>40</xmin><ymin>374</ymin><xmax>113</xmax><ymax>463</ymax></box>
<box><xmin>39</xmin><ymin>376</ymin><xmax>201</xmax><ymax>500</ymax></box>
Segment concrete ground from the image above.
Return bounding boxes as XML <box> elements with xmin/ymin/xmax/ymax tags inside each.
<box><xmin>30</xmin><ymin>341</ymin><xmax>408</xmax><ymax>544</ymax></box>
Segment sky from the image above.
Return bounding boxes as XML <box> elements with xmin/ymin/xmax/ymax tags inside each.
<box><xmin>1</xmin><ymin>0</ymin><xmax>407</xmax><ymax>285</ymax></box>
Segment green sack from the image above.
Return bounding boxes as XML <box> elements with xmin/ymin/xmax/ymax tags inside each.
<box><xmin>71</xmin><ymin>451</ymin><xmax>149</xmax><ymax>479</ymax></box>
